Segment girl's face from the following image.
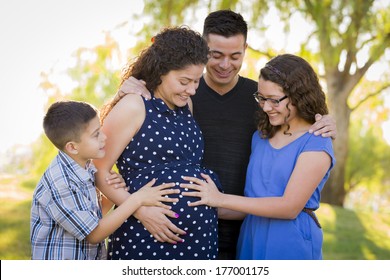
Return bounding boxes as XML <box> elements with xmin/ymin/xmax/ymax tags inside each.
<box><xmin>257</xmin><ymin>77</ymin><xmax>297</xmax><ymax>127</ymax></box>
<box><xmin>154</xmin><ymin>64</ymin><xmax>205</xmax><ymax>110</ymax></box>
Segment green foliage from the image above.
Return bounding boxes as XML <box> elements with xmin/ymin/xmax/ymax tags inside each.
<box><xmin>344</xmin><ymin>81</ymin><xmax>390</xmax><ymax>211</ymax></box>
<box><xmin>66</xmin><ymin>33</ymin><xmax>122</xmax><ymax>108</ymax></box>
<box><xmin>20</xmin><ymin>179</ymin><xmax>38</xmax><ymax>192</ymax></box>
<box><xmin>346</xmin><ymin>80</ymin><xmax>390</xmax><ymax>194</ymax></box>
<box><xmin>31</xmin><ymin>135</ymin><xmax>58</xmax><ymax>178</ymax></box>
<box><xmin>347</xmin><ymin>119</ymin><xmax>390</xmax><ymax>193</ymax></box>
<box><xmin>133</xmin><ymin>0</ymin><xmax>204</xmax><ymax>53</ymax></box>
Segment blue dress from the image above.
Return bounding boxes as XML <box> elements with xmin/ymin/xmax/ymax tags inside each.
<box><xmin>236</xmin><ymin>132</ymin><xmax>335</xmax><ymax>260</ymax></box>
<box><xmin>107</xmin><ymin>96</ymin><xmax>221</xmax><ymax>260</ymax></box>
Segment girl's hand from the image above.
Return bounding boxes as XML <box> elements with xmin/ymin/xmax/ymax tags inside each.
<box><xmin>106</xmin><ymin>170</ymin><xmax>128</xmax><ymax>191</ymax></box>
<box><xmin>137</xmin><ymin>179</ymin><xmax>180</xmax><ymax>209</ymax></box>
<box><xmin>180</xmin><ymin>173</ymin><xmax>222</xmax><ymax>207</ymax></box>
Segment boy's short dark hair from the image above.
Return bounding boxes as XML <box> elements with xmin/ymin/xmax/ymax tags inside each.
<box><xmin>43</xmin><ymin>100</ymin><xmax>98</xmax><ymax>150</ymax></box>
<box><xmin>203</xmin><ymin>9</ymin><xmax>248</xmax><ymax>41</ymax></box>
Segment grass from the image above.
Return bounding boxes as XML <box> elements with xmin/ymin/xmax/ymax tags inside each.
<box><xmin>318</xmin><ymin>204</ymin><xmax>390</xmax><ymax>259</ymax></box>
<box><xmin>0</xmin><ymin>175</ymin><xmax>32</xmax><ymax>259</ymax></box>
<box><xmin>1</xmin><ymin>175</ymin><xmax>389</xmax><ymax>260</ymax></box>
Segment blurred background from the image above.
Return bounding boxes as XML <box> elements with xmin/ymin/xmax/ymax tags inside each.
<box><xmin>0</xmin><ymin>0</ymin><xmax>389</xmax><ymax>259</ymax></box>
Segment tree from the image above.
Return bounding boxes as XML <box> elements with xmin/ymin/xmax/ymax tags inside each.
<box><xmin>298</xmin><ymin>0</ymin><xmax>390</xmax><ymax>205</ymax></box>
<box><xmin>139</xmin><ymin>0</ymin><xmax>390</xmax><ymax>206</ymax></box>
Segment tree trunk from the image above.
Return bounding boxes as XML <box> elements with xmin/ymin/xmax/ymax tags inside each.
<box><xmin>322</xmin><ymin>76</ymin><xmax>351</xmax><ymax>206</ymax></box>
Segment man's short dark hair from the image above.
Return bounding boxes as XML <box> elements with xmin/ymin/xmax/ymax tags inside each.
<box><xmin>203</xmin><ymin>9</ymin><xmax>248</xmax><ymax>41</ymax></box>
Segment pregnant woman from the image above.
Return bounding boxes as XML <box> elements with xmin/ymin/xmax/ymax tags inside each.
<box><xmin>94</xmin><ymin>26</ymin><xmax>221</xmax><ymax>260</ymax></box>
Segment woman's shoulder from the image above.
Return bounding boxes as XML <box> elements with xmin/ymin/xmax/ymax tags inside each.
<box><xmin>103</xmin><ymin>94</ymin><xmax>145</xmax><ymax>127</ymax></box>
<box><xmin>119</xmin><ymin>94</ymin><xmax>144</xmax><ymax>109</ymax></box>
<box><xmin>108</xmin><ymin>94</ymin><xmax>144</xmax><ymax>117</ymax></box>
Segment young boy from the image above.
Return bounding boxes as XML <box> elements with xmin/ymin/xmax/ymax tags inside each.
<box><xmin>30</xmin><ymin>100</ymin><xmax>178</xmax><ymax>260</ymax></box>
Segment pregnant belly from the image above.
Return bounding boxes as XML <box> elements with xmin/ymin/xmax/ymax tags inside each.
<box><xmin>125</xmin><ymin>164</ymin><xmax>219</xmax><ymax>231</ymax></box>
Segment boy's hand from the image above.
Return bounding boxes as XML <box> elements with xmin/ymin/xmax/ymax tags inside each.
<box><xmin>106</xmin><ymin>170</ymin><xmax>128</xmax><ymax>191</ymax></box>
<box><xmin>115</xmin><ymin>76</ymin><xmax>151</xmax><ymax>101</ymax></box>
<box><xmin>137</xmin><ymin>179</ymin><xmax>180</xmax><ymax>209</ymax></box>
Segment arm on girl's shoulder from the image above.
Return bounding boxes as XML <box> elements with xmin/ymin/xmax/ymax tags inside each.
<box><xmin>309</xmin><ymin>114</ymin><xmax>337</xmax><ymax>139</ymax></box>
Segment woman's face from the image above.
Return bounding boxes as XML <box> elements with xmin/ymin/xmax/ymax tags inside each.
<box><xmin>154</xmin><ymin>64</ymin><xmax>205</xmax><ymax>110</ymax></box>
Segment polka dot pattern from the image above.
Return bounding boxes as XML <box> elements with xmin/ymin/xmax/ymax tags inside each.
<box><xmin>107</xmin><ymin>96</ymin><xmax>221</xmax><ymax>260</ymax></box>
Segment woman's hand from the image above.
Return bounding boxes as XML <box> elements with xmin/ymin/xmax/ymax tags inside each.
<box><xmin>136</xmin><ymin>179</ymin><xmax>180</xmax><ymax>209</ymax></box>
<box><xmin>180</xmin><ymin>173</ymin><xmax>222</xmax><ymax>207</ymax></box>
<box><xmin>134</xmin><ymin>206</ymin><xmax>186</xmax><ymax>244</ymax></box>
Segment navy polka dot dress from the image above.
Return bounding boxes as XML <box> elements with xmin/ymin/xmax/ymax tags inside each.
<box><xmin>107</xmin><ymin>95</ymin><xmax>221</xmax><ymax>260</ymax></box>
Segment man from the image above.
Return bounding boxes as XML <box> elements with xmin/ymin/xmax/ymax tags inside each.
<box><xmin>191</xmin><ymin>10</ymin><xmax>258</xmax><ymax>259</ymax></box>
<box><xmin>117</xmin><ymin>10</ymin><xmax>336</xmax><ymax>259</ymax></box>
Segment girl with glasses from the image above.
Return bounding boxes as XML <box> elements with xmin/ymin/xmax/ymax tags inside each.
<box><xmin>180</xmin><ymin>54</ymin><xmax>335</xmax><ymax>260</ymax></box>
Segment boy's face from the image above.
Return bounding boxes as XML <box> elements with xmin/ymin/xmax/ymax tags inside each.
<box><xmin>72</xmin><ymin>115</ymin><xmax>106</xmax><ymax>166</ymax></box>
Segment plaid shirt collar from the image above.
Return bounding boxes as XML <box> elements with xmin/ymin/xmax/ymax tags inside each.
<box><xmin>57</xmin><ymin>151</ymin><xmax>97</xmax><ymax>183</ymax></box>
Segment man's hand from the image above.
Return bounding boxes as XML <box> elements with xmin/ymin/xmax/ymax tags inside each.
<box><xmin>134</xmin><ymin>206</ymin><xmax>186</xmax><ymax>244</ymax></box>
<box><xmin>309</xmin><ymin>114</ymin><xmax>337</xmax><ymax>139</ymax></box>
<box><xmin>115</xmin><ymin>77</ymin><xmax>151</xmax><ymax>101</ymax></box>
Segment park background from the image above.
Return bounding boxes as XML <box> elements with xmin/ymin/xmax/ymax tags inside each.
<box><xmin>0</xmin><ymin>0</ymin><xmax>389</xmax><ymax>260</ymax></box>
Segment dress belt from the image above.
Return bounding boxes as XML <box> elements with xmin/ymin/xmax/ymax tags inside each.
<box><xmin>302</xmin><ymin>208</ymin><xmax>322</xmax><ymax>228</ymax></box>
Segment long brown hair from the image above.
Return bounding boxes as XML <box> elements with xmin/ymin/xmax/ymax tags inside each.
<box><xmin>256</xmin><ymin>54</ymin><xmax>328</xmax><ymax>138</ymax></box>
<box><xmin>100</xmin><ymin>26</ymin><xmax>209</xmax><ymax>122</ymax></box>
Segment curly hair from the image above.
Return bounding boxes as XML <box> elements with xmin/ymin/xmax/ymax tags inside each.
<box><xmin>256</xmin><ymin>54</ymin><xmax>329</xmax><ymax>138</ymax></box>
<box><xmin>101</xmin><ymin>26</ymin><xmax>209</xmax><ymax>121</ymax></box>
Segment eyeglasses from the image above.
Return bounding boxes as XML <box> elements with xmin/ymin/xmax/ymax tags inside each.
<box><xmin>253</xmin><ymin>92</ymin><xmax>288</xmax><ymax>107</ymax></box>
